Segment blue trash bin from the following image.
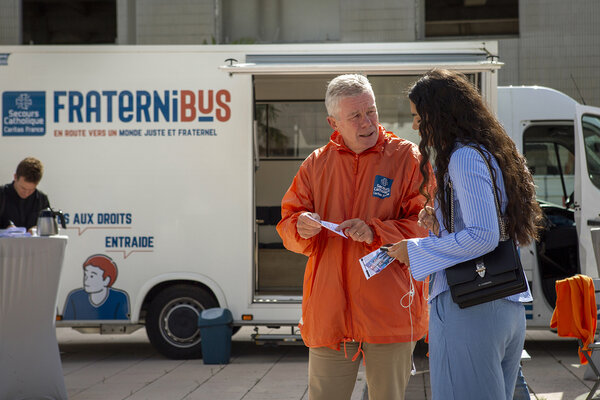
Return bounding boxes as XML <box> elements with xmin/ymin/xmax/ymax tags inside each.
<box><xmin>197</xmin><ymin>307</ymin><xmax>233</xmax><ymax>364</ymax></box>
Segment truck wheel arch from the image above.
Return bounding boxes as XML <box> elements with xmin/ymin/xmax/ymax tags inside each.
<box><xmin>144</xmin><ymin>283</ymin><xmax>219</xmax><ymax>359</ymax></box>
<box><xmin>134</xmin><ymin>274</ymin><xmax>228</xmax><ymax>322</ymax></box>
<box><xmin>140</xmin><ymin>279</ymin><xmax>221</xmax><ymax>316</ymax></box>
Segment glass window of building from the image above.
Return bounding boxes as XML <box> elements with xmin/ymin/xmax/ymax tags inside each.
<box><xmin>22</xmin><ymin>0</ymin><xmax>117</xmax><ymax>44</ymax></box>
<box><xmin>425</xmin><ymin>0</ymin><xmax>518</xmax><ymax>38</ymax></box>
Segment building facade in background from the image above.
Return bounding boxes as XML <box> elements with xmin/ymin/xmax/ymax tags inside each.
<box><xmin>0</xmin><ymin>0</ymin><xmax>598</xmax><ymax>106</ymax></box>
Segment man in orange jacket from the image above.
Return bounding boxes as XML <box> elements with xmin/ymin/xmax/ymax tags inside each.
<box><xmin>276</xmin><ymin>74</ymin><xmax>429</xmax><ymax>400</ymax></box>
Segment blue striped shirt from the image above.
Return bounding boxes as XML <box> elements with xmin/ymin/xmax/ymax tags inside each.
<box><xmin>406</xmin><ymin>143</ymin><xmax>532</xmax><ymax>303</ymax></box>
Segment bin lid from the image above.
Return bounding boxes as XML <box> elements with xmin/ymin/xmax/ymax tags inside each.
<box><xmin>198</xmin><ymin>307</ymin><xmax>233</xmax><ymax>327</ymax></box>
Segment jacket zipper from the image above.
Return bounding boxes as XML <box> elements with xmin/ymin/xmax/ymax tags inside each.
<box><xmin>346</xmin><ymin>152</ymin><xmax>361</xmax><ymax>341</ymax></box>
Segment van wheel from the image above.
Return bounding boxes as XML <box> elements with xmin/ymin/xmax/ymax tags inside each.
<box><xmin>146</xmin><ymin>285</ymin><xmax>218</xmax><ymax>359</ymax></box>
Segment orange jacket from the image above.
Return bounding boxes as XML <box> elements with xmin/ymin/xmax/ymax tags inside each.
<box><xmin>276</xmin><ymin>126</ymin><xmax>429</xmax><ymax>349</ymax></box>
<box><xmin>550</xmin><ymin>274</ymin><xmax>597</xmax><ymax>364</ymax></box>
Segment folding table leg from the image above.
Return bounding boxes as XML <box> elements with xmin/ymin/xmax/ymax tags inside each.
<box><xmin>579</xmin><ymin>340</ymin><xmax>600</xmax><ymax>400</ymax></box>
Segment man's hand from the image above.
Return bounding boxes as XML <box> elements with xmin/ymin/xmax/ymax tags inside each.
<box><xmin>386</xmin><ymin>240</ymin><xmax>410</xmax><ymax>266</ymax></box>
<box><xmin>338</xmin><ymin>218</ymin><xmax>373</xmax><ymax>244</ymax></box>
<box><xmin>418</xmin><ymin>206</ymin><xmax>439</xmax><ymax>235</ymax></box>
<box><xmin>296</xmin><ymin>212</ymin><xmax>322</xmax><ymax>239</ymax></box>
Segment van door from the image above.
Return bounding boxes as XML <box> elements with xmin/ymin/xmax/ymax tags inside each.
<box><xmin>574</xmin><ymin>107</ymin><xmax>600</xmax><ymax>278</ymax></box>
<box><xmin>522</xmin><ymin>122</ymin><xmax>578</xmax><ymax>309</ymax></box>
<box><xmin>253</xmin><ymin>75</ymin><xmax>335</xmax><ymax>301</ymax></box>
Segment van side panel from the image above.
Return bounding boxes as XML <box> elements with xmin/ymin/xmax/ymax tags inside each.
<box><xmin>0</xmin><ymin>47</ymin><xmax>254</xmax><ymax>324</ymax></box>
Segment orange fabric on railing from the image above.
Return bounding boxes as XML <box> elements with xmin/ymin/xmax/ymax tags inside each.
<box><xmin>550</xmin><ymin>274</ymin><xmax>597</xmax><ymax>364</ymax></box>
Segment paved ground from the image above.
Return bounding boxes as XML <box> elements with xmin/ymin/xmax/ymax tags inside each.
<box><xmin>57</xmin><ymin>327</ymin><xmax>600</xmax><ymax>400</ymax></box>
<box><xmin>58</xmin><ymin>326</ymin><xmax>365</xmax><ymax>400</ymax></box>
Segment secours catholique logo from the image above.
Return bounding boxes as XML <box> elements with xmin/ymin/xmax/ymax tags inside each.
<box><xmin>2</xmin><ymin>91</ymin><xmax>46</xmax><ymax>136</ymax></box>
<box><xmin>372</xmin><ymin>175</ymin><xmax>394</xmax><ymax>199</ymax></box>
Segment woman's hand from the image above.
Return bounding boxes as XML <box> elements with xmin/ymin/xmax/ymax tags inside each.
<box><xmin>386</xmin><ymin>240</ymin><xmax>410</xmax><ymax>267</ymax></box>
<box><xmin>418</xmin><ymin>206</ymin><xmax>439</xmax><ymax>235</ymax></box>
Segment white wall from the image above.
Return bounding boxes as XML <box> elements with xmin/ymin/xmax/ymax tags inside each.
<box><xmin>221</xmin><ymin>0</ymin><xmax>340</xmax><ymax>43</ymax></box>
<box><xmin>135</xmin><ymin>0</ymin><xmax>216</xmax><ymax>44</ymax></box>
<box><xmin>340</xmin><ymin>0</ymin><xmax>417</xmax><ymax>42</ymax></box>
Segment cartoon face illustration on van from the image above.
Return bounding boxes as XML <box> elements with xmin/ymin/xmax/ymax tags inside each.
<box><xmin>62</xmin><ymin>254</ymin><xmax>130</xmax><ymax>320</ymax></box>
<box><xmin>84</xmin><ymin>264</ymin><xmax>109</xmax><ymax>294</ymax></box>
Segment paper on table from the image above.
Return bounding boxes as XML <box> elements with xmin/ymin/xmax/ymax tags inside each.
<box><xmin>360</xmin><ymin>248</ymin><xmax>395</xmax><ymax>280</ymax></box>
<box><xmin>0</xmin><ymin>227</ymin><xmax>31</xmax><ymax>238</ymax></box>
<box><xmin>306</xmin><ymin>215</ymin><xmax>347</xmax><ymax>238</ymax></box>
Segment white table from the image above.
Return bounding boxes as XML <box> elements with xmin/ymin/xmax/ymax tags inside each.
<box><xmin>0</xmin><ymin>236</ymin><xmax>68</xmax><ymax>400</ymax></box>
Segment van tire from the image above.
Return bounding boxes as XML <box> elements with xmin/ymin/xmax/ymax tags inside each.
<box><xmin>146</xmin><ymin>285</ymin><xmax>218</xmax><ymax>359</ymax></box>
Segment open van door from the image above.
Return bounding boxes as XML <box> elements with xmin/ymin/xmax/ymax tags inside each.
<box><xmin>574</xmin><ymin>106</ymin><xmax>600</xmax><ymax>278</ymax></box>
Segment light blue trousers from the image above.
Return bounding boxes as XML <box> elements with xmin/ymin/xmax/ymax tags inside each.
<box><xmin>429</xmin><ymin>290</ymin><xmax>526</xmax><ymax>400</ymax></box>
<box><xmin>513</xmin><ymin>365</ymin><xmax>531</xmax><ymax>400</ymax></box>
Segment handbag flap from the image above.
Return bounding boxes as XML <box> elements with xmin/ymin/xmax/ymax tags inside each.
<box><xmin>446</xmin><ymin>240</ymin><xmax>520</xmax><ymax>285</ymax></box>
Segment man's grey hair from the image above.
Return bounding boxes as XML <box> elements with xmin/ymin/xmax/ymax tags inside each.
<box><xmin>325</xmin><ymin>74</ymin><xmax>375</xmax><ymax>118</ymax></box>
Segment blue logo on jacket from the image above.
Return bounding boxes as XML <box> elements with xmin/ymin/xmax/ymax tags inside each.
<box><xmin>373</xmin><ymin>175</ymin><xmax>393</xmax><ymax>199</ymax></box>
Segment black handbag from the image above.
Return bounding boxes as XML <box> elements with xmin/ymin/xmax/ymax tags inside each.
<box><xmin>445</xmin><ymin>146</ymin><xmax>528</xmax><ymax>309</ymax></box>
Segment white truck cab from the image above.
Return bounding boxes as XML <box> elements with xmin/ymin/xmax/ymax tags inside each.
<box><xmin>498</xmin><ymin>86</ymin><xmax>600</xmax><ymax>326</ymax></box>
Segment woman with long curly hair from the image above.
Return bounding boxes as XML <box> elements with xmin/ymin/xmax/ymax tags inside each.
<box><xmin>387</xmin><ymin>69</ymin><xmax>543</xmax><ymax>400</ymax></box>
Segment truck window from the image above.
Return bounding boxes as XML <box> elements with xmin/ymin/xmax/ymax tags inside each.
<box><xmin>256</xmin><ymin>102</ymin><xmax>330</xmax><ymax>158</ymax></box>
<box><xmin>369</xmin><ymin>73</ymin><xmax>480</xmax><ymax>145</ymax></box>
<box><xmin>368</xmin><ymin>75</ymin><xmax>422</xmax><ymax>145</ymax></box>
<box><xmin>254</xmin><ymin>75</ymin><xmax>334</xmax><ymax>160</ymax></box>
<box><xmin>255</xmin><ymin>74</ymin><xmax>481</xmax><ymax>156</ymax></box>
<box><xmin>523</xmin><ymin>124</ymin><xmax>579</xmax><ymax>308</ymax></box>
<box><xmin>523</xmin><ymin>124</ymin><xmax>575</xmax><ymax>207</ymax></box>
<box><xmin>582</xmin><ymin>115</ymin><xmax>600</xmax><ymax>190</ymax></box>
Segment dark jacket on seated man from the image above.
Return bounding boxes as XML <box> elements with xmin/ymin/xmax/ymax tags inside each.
<box><xmin>0</xmin><ymin>183</ymin><xmax>50</xmax><ymax>230</ymax></box>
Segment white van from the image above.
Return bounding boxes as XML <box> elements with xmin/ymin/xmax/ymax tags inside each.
<box><xmin>0</xmin><ymin>41</ymin><xmax>597</xmax><ymax>358</ymax></box>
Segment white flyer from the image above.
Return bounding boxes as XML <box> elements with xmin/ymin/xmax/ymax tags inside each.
<box><xmin>306</xmin><ymin>215</ymin><xmax>347</xmax><ymax>238</ymax></box>
<box><xmin>360</xmin><ymin>248</ymin><xmax>395</xmax><ymax>280</ymax></box>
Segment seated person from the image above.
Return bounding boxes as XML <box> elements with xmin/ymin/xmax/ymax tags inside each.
<box><xmin>0</xmin><ymin>157</ymin><xmax>50</xmax><ymax>234</ymax></box>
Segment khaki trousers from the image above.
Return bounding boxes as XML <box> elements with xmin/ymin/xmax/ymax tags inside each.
<box><xmin>308</xmin><ymin>341</ymin><xmax>416</xmax><ymax>400</ymax></box>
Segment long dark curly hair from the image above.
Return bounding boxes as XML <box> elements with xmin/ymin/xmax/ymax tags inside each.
<box><xmin>408</xmin><ymin>69</ymin><xmax>543</xmax><ymax>245</ymax></box>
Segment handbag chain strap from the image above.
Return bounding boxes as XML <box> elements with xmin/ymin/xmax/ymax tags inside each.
<box><xmin>448</xmin><ymin>145</ymin><xmax>508</xmax><ymax>240</ymax></box>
